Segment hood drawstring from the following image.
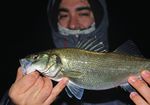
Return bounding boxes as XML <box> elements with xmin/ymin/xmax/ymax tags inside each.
<box><xmin>64</xmin><ymin>37</ymin><xmax>68</xmax><ymax>48</ymax></box>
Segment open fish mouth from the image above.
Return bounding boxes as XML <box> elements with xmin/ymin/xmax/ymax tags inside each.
<box><xmin>19</xmin><ymin>59</ymin><xmax>32</xmax><ymax>74</ymax></box>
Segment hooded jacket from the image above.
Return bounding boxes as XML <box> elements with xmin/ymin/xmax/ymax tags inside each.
<box><xmin>47</xmin><ymin>0</ymin><xmax>109</xmax><ymax>51</ymax></box>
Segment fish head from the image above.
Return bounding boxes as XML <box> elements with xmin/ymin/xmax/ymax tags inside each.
<box><xmin>20</xmin><ymin>51</ymin><xmax>62</xmax><ymax>79</ymax></box>
<box><xmin>19</xmin><ymin>52</ymin><xmax>50</xmax><ymax>74</ymax></box>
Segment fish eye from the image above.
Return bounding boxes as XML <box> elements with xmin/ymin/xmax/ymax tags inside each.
<box><xmin>32</xmin><ymin>55</ymin><xmax>39</xmax><ymax>60</ymax></box>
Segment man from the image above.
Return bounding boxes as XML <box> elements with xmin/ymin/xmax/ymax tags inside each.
<box><xmin>47</xmin><ymin>0</ymin><xmax>150</xmax><ymax>105</ymax></box>
<box><xmin>1</xmin><ymin>0</ymin><xmax>150</xmax><ymax>105</ymax></box>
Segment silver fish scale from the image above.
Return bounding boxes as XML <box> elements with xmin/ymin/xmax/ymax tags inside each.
<box><xmin>52</xmin><ymin>48</ymin><xmax>150</xmax><ymax>90</ymax></box>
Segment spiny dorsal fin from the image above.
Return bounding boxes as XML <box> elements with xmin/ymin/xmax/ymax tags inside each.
<box><xmin>76</xmin><ymin>36</ymin><xmax>107</xmax><ymax>52</ymax></box>
<box><xmin>114</xmin><ymin>40</ymin><xmax>143</xmax><ymax>57</ymax></box>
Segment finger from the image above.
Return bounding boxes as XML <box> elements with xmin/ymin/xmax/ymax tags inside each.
<box><xmin>130</xmin><ymin>92</ymin><xmax>149</xmax><ymax>105</ymax></box>
<box><xmin>128</xmin><ymin>76</ymin><xmax>150</xmax><ymax>104</ymax></box>
<box><xmin>141</xmin><ymin>70</ymin><xmax>150</xmax><ymax>84</ymax></box>
<box><xmin>15</xmin><ymin>67</ymin><xmax>24</xmax><ymax>82</ymax></box>
<box><xmin>36</xmin><ymin>77</ymin><xmax>53</xmax><ymax>103</ymax></box>
<box><xmin>15</xmin><ymin>71</ymin><xmax>40</xmax><ymax>94</ymax></box>
<box><xmin>26</xmin><ymin>76</ymin><xmax>44</xmax><ymax>99</ymax></box>
<box><xmin>44</xmin><ymin>77</ymin><xmax>69</xmax><ymax>105</ymax></box>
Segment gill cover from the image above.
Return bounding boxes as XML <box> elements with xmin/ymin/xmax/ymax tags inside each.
<box><xmin>42</xmin><ymin>54</ymin><xmax>62</xmax><ymax>78</ymax></box>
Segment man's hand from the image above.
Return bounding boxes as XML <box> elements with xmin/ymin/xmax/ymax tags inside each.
<box><xmin>8</xmin><ymin>67</ymin><xmax>68</xmax><ymax>105</ymax></box>
<box><xmin>128</xmin><ymin>70</ymin><xmax>150</xmax><ymax>105</ymax></box>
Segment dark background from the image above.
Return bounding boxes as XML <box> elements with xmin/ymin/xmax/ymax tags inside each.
<box><xmin>0</xmin><ymin>0</ymin><xmax>149</xmax><ymax>98</ymax></box>
<box><xmin>1</xmin><ymin>0</ymin><xmax>52</xmax><ymax>98</ymax></box>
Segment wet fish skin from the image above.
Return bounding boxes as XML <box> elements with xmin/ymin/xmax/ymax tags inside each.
<box><xmin>20</xmin><ymin>48</ymin><xmax>150</xmax><ymax>90</ymax></box>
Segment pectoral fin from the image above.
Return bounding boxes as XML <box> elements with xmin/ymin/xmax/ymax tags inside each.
<box><xmin>65</xmin><ymin>81</ymin><xmax>84</xmax><ymax>100</ymax></box>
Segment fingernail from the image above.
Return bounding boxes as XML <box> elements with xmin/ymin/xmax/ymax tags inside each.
<box><xmin>128</xmin><ymin>76</ymin><xmax>138</xmax><ymax>83</ymax></box>
<box><xmin>130</xmin><ymin>92</ymin><xmax>138</xmax><ymax>98</ymax></box>
<box><xmin>30</xmin><ymin>71</ymin><xmax>39</xmax><ymax>78</ymax></box>
<box><xmin>142</xmin><ymin>70</ymin><xmax>150</xmax><ymax>77</ymax></box>
<box><xmin>62</xmin><ymin>77</ymin><xmax>69</xmax><ymax>83</ymax></box>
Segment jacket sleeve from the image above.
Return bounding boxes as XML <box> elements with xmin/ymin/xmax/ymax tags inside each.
<box><xmin>0</xmin><ymin>91</ymin><xmax>14</xmax><ymax>105</ymax></box>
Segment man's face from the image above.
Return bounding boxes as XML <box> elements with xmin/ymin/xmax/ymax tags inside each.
<box><xmin>58</xmin><ymin>0</ymin><xmax>95</xmax><ymax>30</ymax></box>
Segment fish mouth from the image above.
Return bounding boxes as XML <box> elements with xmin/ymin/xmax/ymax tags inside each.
<box><xmin>19</xmin><ymin>59</ymin><xmax>32</xmax><ymax>74</ymax></box>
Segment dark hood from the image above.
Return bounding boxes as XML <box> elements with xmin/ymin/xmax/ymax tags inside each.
<box><xmin>47</xmin><ymin>0</ymin><xmax>109</xmax><ymax>49</ymax></box>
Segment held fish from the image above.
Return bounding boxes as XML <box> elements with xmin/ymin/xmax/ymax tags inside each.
<box><xmin>19</xmin><ymin>39</ymin><xmax>150</xmax><ymax>99</ymax></box>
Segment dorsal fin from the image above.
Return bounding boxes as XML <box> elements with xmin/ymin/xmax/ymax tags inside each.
<box><xmin>76</xmin><ymin>36</ymin><xmax>107</xmax><ymax>52</ymax></box>
<box><xmin>114</xmin><ymin>40</ymin><xmax>143</xmax><ymax>57</ymax></box>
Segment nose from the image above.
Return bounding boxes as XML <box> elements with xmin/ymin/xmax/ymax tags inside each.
<box><xmin>68</xmin><ymin>16</ymin><xmax>79</xmax><ymax>30</ymax></box>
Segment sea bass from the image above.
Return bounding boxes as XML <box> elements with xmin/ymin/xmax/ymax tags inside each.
<box><xmin>19</xmin><ymin>40</ymin><xmax>150</xmax><ymax>99</ymax></box>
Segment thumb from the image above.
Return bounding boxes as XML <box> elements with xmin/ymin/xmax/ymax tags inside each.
<box><xmin>15</xmin><ymin>67</ymin><xmax>24</xmax><ymax>82</ymax></box>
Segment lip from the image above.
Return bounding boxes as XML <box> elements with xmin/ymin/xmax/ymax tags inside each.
<box><xmin>19</xmin><ymin>59</ymin><xmax>32</xmax><ymax>74</ymax></box>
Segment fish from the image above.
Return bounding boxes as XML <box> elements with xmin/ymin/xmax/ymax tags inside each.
<box><xmin>19</xmin><ymin>39</ymin><xmax>150</xmax><ymax>100</ymax></box>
